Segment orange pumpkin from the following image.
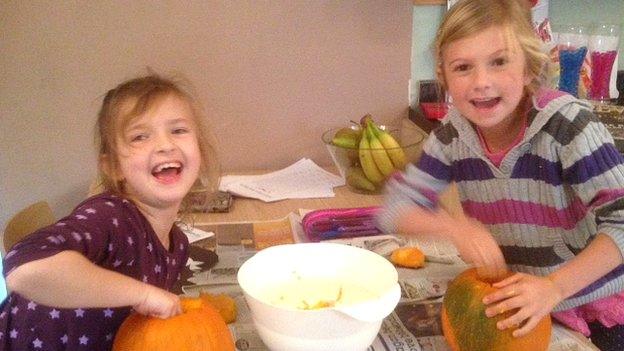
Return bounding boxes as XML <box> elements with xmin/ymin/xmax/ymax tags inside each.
<box><xmin>112</xmin><ymin>297</ymin><xmax>235</xmax><ymax>351</ymax></box>
<box><xmin>441</xmin><ymin>268</ymin><xmax>551</xmax><ymax>351</ymax></box>
<box><xmin>200</xmin><ymin>292</ymin><xmax>237</xmax><ymax>324</ymax></box>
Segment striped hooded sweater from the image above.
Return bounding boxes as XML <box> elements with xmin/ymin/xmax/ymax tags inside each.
<box><xmin>378</xmin><ymin>91</ymin><xmax>624</xmax><ymax>311</ymax></box>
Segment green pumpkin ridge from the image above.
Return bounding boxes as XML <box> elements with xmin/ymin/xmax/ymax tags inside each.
<box><xmin>444</xmin><ymin>276</ymin><xmax>499</xmax><ymax>351</ymax></box>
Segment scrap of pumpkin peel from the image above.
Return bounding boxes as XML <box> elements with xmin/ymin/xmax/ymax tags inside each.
<box><xmin>180</xmin><ymin>297</ymin><xmax>204</xmax><ymax>311</ymax></box>
<box><xmin>390</xmin><ymin>247</ymin><xmax>425</xmax><ymax>268</ymax></box>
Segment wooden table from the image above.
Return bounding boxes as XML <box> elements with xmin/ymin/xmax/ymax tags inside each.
<box><xmin>185</xmin><ymin>170</ymin><xmax>598</xmax><ymax>350</ymax></box>
<box><xmin>191</xmin><ymin>179</ymin><xmax>383</xmax><ymax>226</ymax></box>
<box><xmin>191</xmin><ymin>175</ymin><xmax>462</xmax><ymax>226</ymax></box>
<box><xmin>187</xmin><ymin>183</ymin><xmax>598</xmax><ymax>350</ymax></box>
<box><xmin>189</xmin><ymin>173</ymin><xmax>462</xmax><ymax>250</ymax></box>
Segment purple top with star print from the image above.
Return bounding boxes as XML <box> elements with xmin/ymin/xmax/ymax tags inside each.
<box><xmin>0</xmin><ymin>192</ymin><xmax>189</xmax><ymax>350</ymax></box>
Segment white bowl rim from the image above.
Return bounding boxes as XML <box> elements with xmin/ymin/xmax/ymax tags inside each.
<box><xmin>237</xmin><ymin>242</ymin><xmax>398</xmax><ymax>312</ymax></box>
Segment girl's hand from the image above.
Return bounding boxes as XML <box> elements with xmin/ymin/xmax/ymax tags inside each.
<box><xmin>449</xmin><ymin>216</ymin><xmax>507</xmax><ymax>281</ymax></box>
<box><xmin>134</xmin><ymin>284</ymin><xmax>182</xmax><ymax>319</ymax></box>
<box><xmin>399</xmin><ymin>206</ymin><xmax>506</xmax><ymax>279</ymax></box>
<box><xmin>483</xmin><ymin>273</ymin><xmax>563</xmax><ymax>337</ymax></box>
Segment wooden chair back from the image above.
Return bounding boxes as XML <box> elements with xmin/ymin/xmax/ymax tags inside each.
<box><xmin>4</xmin><ymin>201</ymin><xmax>55</xmax><ymax>252</ymax></box>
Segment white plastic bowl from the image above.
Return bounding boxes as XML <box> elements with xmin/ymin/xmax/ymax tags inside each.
<box><xmin>237</xmin><ymin>243</ymin><xmax>400</xmax><ymax>351</ymax></box>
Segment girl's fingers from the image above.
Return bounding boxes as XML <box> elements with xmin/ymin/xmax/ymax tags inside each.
<box><xmin>472</xmin><ymin>245</ymin><xmax>507</xmax><ymax>280</ymax></box>
<box><xmin>485</xmin><ymin>303</ymin><xmax>501</xmax><ymax>317</ymax></box>
<box><xmin>512</xmin><ymin>316</ymin><xmax>539</xmax><ymax>337</ymax></box>
<box><xmin>477</xmin><ymin>265</ymin><xmax>502</xmax><ymax>281</ymax></box>
<box><xmin>175</xmin><ymin>302</ymin><xmax>182</xmax><ymax>315</ymax></box>
<box><xmin>485</xmin><ymin>291</ymin><xmax>529</xmax><ymax>318</ymax></box>
<box><xmin>496</xmin><ymin>305</ymin><xmax>530</xmax><ymax>331</ymax></box>
<box><xmin>492</xmin><ymin>272</ymin><xmax>524</xmax><ymax>289</ymax></box>
<box><xmin>478</xmin><ymin>254</ymin><xmax>506</xmax><ymax>279</ymax></box>
<box><xmin>483</xmin><ymin>274</ymin><xmax>558</xmax><ymax>338</ymax></box>
<box><xmin>483</xmin><ymin>285</ymin><xmax>519</xmax><ymax>305</ymax></box>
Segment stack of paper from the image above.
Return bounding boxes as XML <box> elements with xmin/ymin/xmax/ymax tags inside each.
<box><xmin>219</xmin><ymin>158</ymin><xmax>344</xmax><ymax>202</ymax></box>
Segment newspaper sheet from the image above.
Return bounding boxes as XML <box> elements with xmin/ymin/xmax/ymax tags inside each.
<box><xmin>186</xmin><ymin>214</ymin><xmax>599</xmax><ymax>351</ymax></box>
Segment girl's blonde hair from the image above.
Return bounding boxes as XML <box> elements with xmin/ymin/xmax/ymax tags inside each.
<box><xmin>434</xmin><ymin>0</ymin><xmax>549</xmax><ymax>95</ymax></box>
<box><xmin>95</xmin><ymin>73</ymin><xmax>220</xmax><ymax>206</ymax></box>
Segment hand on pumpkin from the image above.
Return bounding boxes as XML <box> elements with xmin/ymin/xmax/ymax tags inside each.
<box><xmin>447</xmin><ymin>216</ymin><xmax>507</xmax><ymax>281</ymax></box>
<box><xmin>399</xmin><ymin>207</ymin><xmax>506</xmax><ymax>279</ymax></box>
<box><xmin>483</xmin><ymin>272</ymin><xmax>563</xmax><ymax>337</ymax></box>
<box><xmin>134</xmin><ymin>284</ymin><xmax>182</xmax><ymax>319</ymax></box>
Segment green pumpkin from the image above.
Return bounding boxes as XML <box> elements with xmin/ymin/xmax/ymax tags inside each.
<box><xmin>441</xmin><ymin>268</ymin><xmax>552</xmax><ymax>351</ymax></box>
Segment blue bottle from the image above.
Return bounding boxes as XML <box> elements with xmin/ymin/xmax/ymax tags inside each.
<box><xmin>559</xmin><ymin>46</ymin><xmax>587</xmax><ymax>97</ymax></box>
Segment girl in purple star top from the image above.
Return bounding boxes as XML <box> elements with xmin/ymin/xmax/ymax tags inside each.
<box><xmin>377</xmin><ymin>0</ymin><xmax>624</xmax><ymax>350</ymax></box>
<box><xmin>1</xmin><ymin>73</ymin><xmax>220</xmax><ymax>350</ymax></box>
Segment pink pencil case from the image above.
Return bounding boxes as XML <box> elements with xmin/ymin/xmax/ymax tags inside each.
<box><xmin>301</xmin><ymin>206</ymin><xmax>382</xmax><ymax>242</ymax></box>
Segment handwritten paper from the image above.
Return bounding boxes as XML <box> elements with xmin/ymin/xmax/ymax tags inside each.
<box><xmin>219</xmin><ymin>158</ymin><xmax>344</xmax><ymax>202</ymax></box>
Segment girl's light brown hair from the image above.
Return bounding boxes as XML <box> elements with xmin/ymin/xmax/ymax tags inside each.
<box><xmin>434</xmin><ymin>0</ymin><xmax>549</xmax><ymax>95</ymax></box>
<box><xmin>95</xmin><ymin>73</ymin><xmax>220</xmax><ymax>205</ymax></box>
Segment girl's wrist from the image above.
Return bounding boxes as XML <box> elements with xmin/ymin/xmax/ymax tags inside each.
<box><xmin>131</xmin><ymin>280</ymin><xmax>153</xmax><ymax>308</ymax></box>
<box><xmin>445</xmin><ymin>216</ymin><xmax>470</xmax><ymax>242</ymax></box>
<box><xmin>546</xmin><ymin>274</ymin><xmax>567</xmax><ymax>301</ymax></box>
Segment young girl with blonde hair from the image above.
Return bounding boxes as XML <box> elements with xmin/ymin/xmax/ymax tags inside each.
<box><xmin>1</xmin><ymin>73</ymin><xmax>219</xmax><ymax>350</ymax></box>
<box><xmin>378</xmin><ymin>0</ymin><xmax>624</xmax><ymax>349</ymax></box>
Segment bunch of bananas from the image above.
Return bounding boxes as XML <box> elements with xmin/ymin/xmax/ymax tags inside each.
<box><xmin>331</xmin><ymin>115</ymin><xmax>407</xmax><ymax>192</ymax></box>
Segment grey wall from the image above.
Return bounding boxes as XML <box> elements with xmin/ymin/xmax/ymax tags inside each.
<box><xmin>0</xmin><ymin>1</ymin><xmax>413</xmax><ymax>230</ymax></box>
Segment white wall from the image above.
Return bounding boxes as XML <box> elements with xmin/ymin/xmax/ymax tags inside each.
<box><xmin>0</xmin><ymin>1</ymin><xmax>413</xmax><ymax>229</ymax></box>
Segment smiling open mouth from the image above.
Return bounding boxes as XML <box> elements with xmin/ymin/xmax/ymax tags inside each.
<box><xmin>471</xmin><ymin>97</ymin><xmax>501</xmax><ymax>109</ymax></box>
<box><xmin>152</xmin><ymin>162</ymin><xmax>182</xmax><ymax>182</ymax></box>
